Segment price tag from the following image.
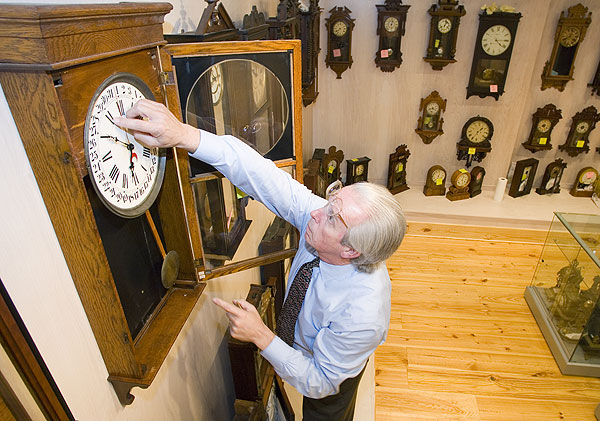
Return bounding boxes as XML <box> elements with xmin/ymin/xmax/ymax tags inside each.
<box><xmin>576</xmin><ymin>140</ymin><xmax>585</xmax><ymax>148</ymax></box>
<box><xmin>380</xmin><ymin>49</ymin><xmax>389</xmax><ymax>58</ymax></box>
<box><xmin>436</xmin><ymin>178</ymin><xmax>443</xmax><ymax>185</ymax></box>
<box><xmin>236</xmin><ymin>187</ymin><xmax>247</xmax><ymax>199</ymax></box>
<box><xmin>490</xmin><ymin>85</ymin><xmax>498</xmax><ymax>93</ymax></box>
<box><xmin>468</xmin><ymin>147</ymin><xmax>476</xmax><ymax>155</ymax></box>
<box><xmin>352</xmin><ymin>158</ymin><xmax>358</xmax><ymax>161</ymax></box>
<box><xmin>539</xmin><ymin>137</ymin><xmax>547</xmax><ymax>145</ymax></box>
<box><xmin>459</xmin><ymin>168</ymin><xmax>467</xmax><ymax>174</ymax></box>
<box><xmin>521</xmin><ymin>172</ymin><xmax>528</xmax><ymax>181</ymax></box>
<box><xmin>424</xmin><ymin>116</ymin><xmax>431</xmax><ymax>125</ymax></box>
<box><xmin>333</xmin><ymin>48</ymin><xmax>341</xmax><ymax>57</ymax></box>
<box><xmin>434</xmin><ymin>39</ymin><xmax>440</xmax><ymax>48</ymax></box>
<box><xmin>396</xmin><ymin>163</ymin><xmax>403</xmax><ymax>173</ymax></box>
<box><xmin>328</xmin><ymin>166</ymin><xmax>335</xmax><ymax>174</ymax></box>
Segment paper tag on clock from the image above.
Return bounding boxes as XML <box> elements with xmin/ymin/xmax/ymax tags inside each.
<box><xmin>397</xmin><ymin>163</ymin><xmax>403</xmax><ymax>172</ymax></box>
<box><xmin>434</xmin><ymin>39</ymin><xmax>440</xmax><ymax>48</ymax></box>
<box><xmin>333</xmin><ymin>49</ymin><xmax>341</xmax><ymax>57</ymax></box>
<box><xmin>539</xmin><ymin>137</ymin><xmax>547</xmax><ymax>145</ymax></box>
<box><xmin>424</xmin><ymin>116</ymin><xmax>431</xmax><ymax>125</ymax></box>
<box><xmin>459</xmin><ymin>169</ymin><xmax>467</xmax><ymax>174</ymax></box>
<box><xmin>380</xmin><ymin>49</ymin><xmax>389</xmax><ymax>58</ymax></box>
<box><xmin>328</xmin><ymin>166</ymin><xmax>335</xmax><ymax>173</ymax></box>
<box><xmin>468</xmin><ymin>147</ymin><xmax>476</xmax><ymax>155</ymax></box>
<box><xmin>436</xmin><ymin>178</ymin><xmax>443</xmax><ymax>185</ymax></box>
<box><xmin>490</xmin><ymin>85</ymin><xmax>498</xmax><ymax>93</ymax></box>
<box><xmin>576</xmin><ymin>140</ymin><xmax>585</xmax><ymax>148</ymax></box>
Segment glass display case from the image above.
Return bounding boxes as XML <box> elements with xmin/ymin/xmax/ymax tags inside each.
<box><xmin>525</xmin><ymin>212</ymin><xmax>600</xmax><ymax>377</ymax></box>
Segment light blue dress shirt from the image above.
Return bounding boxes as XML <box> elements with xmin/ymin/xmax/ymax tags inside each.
<box><xmin>192</xmin><ymin>131</ymin><xmax>391</xmax><ymax>399</ymax></box>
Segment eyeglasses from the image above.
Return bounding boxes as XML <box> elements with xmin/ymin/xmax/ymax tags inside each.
<box><xmin>325</xmin><ymin>180</ymin><xmax>348</xmax><ymax>229</ymax></box>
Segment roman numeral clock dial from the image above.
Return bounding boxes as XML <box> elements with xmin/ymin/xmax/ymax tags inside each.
<box><xmin>84</xmin><ymin>73</ymin><xmax>166</xmax><ymax>218</ymax></box>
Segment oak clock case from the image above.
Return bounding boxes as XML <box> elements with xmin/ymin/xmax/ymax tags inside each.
<box><xmin>346</xmin><ymin>157</ymin><xmax>371</xmax><ymax>185</ymax></box>
<box><xmin>469</xmin><ymin>166</ymin><xmax>486</xmax><ymax>197</ymax></box>
<box><xmin>541</xmin><ymin>4</ymin><xmax>591</xmax><ymax>92</ymax></box>
<box><xmin>415</xmin><ymin>90</ymin><xmax>446</xmax><ymax>144</ymax></box>
<box><xmin>536</xmin><ymin>159</ymin><xmax>567</xmax><ymax>195</ymax></box>
<box><xmin>325</xmin><ymin>6</ymin><xmax>355</xmax><ymax>79</ymax></box>
<box><xmin>375</xmin><ymin>0</ymin><xmax>410</xmax><ymax>72</ymax></box>
<box><xmin>466</xmin><ymin>10</ymin><xmax>521</xmax><ymax>100</ymax></box>
<box><xmin>0</xmin><ymin>3</ymin><xmax>304</xmax><ymax>406</ymax></box>
<box><xmin>446</xmin><ymin>169</ymin><xmax>471</xmax><ymax>201</ymax></box>
<box><xmin>522</xmin><ymin>104</ymin><xmax>562</xmax><ymax>153</ymax></box>
<box><xmin>423</xmin><ymin>165</ymin><xmax>446</xmax><ymax>196</ymax></box>
<box><xmin>423</xmin><ymin>0</ymin><xmax>466</xmax><ymax>71</ymax></box>
<box><xmin>387</xmin><ymin>144</ymin><xmax>410</xmax><ymax>194</ymax></box>
<box><xmin>559</xmin><ymin>106</ymin><xmax>600</xmax><ymax>157</ymax></box>
<box><xmin>457</xmin><ymin>116</ymin><xmax>494</xmax><ymax>167</ymax></box>
<box><xmin>570</xmin><ymin>167</ymin><xmax>599</xmax><ymax>197</ymax></box>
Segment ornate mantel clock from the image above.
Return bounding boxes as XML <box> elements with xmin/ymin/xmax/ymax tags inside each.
<box><xmin>346</xmin><ymin>157</ymin><xmax>371</xmax><ymax>185</ymax></box>
<box><xmin>322</xmin><ymin>146</ymin><xmax>345</xmax><ymax>185</ymax></box>
<box><xmin>466</xmin><ymin>9</ymin><xmax>521</xmax><ymax>100</ymax></box>
<box><xmin>446</xmin><ymin>169</ymin><xmax>471</xmax><ymax>201</ymax></box>
<box><xmin>423</xmin><ymin>165</ymin><xmax>446</xmax><ymax>196</ymax></box>
<box><xmin>415</xmin><ymin>90</ymin><xmax>446</xmax><ymax>144</ymax></box>
<box><xmin>457</xmin><ymin>116</ymin><xmax>494</xmax><ymax>167</ymax></box>
<box><xmin>570</xmin><ymin>167</ymin><xmax>598</xmax><ymax>197</ymax></box>
<box><xmin>299</xmin><ymin>0</ymin><xmax>322</xmax><ymax>106</ymax></box>
<box><xmin>375</xmin><ymin>0</ymin><xmax>410</xmax><ymax>72</ymax></box>
<box><xmin>325</xmin><ymin>6</ymin><xmax>354</xmax><ymax>79</ymax></box>
<box><xmin>522</xmin><ymin>104</ymin><xmax>562</xmax><ymax>153</ymax></box>
<box><xmin>536</xmin><ymin>159</ymin><xmax>567</xmax><ymax>195</ymax></box>
<box><xmin>559</xmin><ymin>106</ymin><xmax>600</xmax><ymax>157</ymax></box>
<box><xmin>423</xmin><ymin>0</ymin><xmax>466</xmax><ymax>71</ymax></box>
<box><xmin>469</xmin><ymin>166</ymin><xmax>486</xmax><ymax>197</ymax></box>
<box><xmin>387</xmin><ymin>144</ymin><xmax>410</xmax><ymax>194</ymax></box>
<box><xmin>541</xmin><ymin>3</ymin><xmax>591</xmax><ymax>92</ymax></box>
<box><xmin>0</xmin><ymin>3</ymin><xmax>304</xmax><ymax>405</ymax></box>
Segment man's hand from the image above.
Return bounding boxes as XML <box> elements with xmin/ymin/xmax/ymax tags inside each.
<box><xmin>113</xmin><ymin>99</ymin><xmax>200</xmax><ymax>153</ymax></box>
<box><xmin>213</xmin><ymin>297</ymin><xmax>275</xmax><ymax>350</ymax></box>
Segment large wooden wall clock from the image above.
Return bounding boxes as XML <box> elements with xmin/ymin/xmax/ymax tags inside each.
<box><xmin>423</xmin><ymin>0</ymin><xmax>466</xmax><ymax>71</ymax></box>
<box><xmin>0</xmin><ymin>3</ymin><xmax>303</xmax><ymax>405</ymax></box>
<box><xmin>559</xmin><ymin>106</ymin><xmax>600</xmax><ymax>157</ymax></box>
<box><xmin>299</xmin><ymin>0</ymin><xmax>322</xmax><ymax>106</ymax></box>
<box><xmin>466</xmin><ymin>10</ymin><xmax>521</xmax><ymax>100</ymax></box>
<box><xmin>325</xmin><ymin>6</ymin><xmax>354</xmax><ymax>79</ymax></box>
<box><xmin>415</xmin><ymin>90</ymin><xmax>446</xmax><ymax>144</ymax></box>
<box><xmin>522</xmin><ymin>104</ymin><xmax>562</xmax><ymax>153</ymax></box>
<box><xmin>541</xmin><ymin>3</ymin><xmax>591</xmax><ymax>92</ymax></box>
<box><xmin>375</xmin><ymin>0</ymin><xmax>410</xmax><ymax>72</ymax></box>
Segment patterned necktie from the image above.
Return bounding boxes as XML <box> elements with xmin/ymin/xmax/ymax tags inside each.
<box><xmin>277</xmin><ymin>257</ymin><xmax>320</xmax><ymax>346</ymax></box>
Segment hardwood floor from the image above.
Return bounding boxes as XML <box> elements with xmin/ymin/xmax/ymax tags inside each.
<box><xmin>375</xmin><ymin>222</ymin><xmax>600</xmax><ymax>420</ymax></box>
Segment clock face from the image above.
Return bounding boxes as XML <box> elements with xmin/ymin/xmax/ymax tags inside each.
<box><xmin>328</xmin><ymin>160</ymin><xmax>337</xmax><ymax>171</ymax></box>
<box><xmin>455</xmin><ymin>173</ymin><xmax>470</xmax><ymax>187</ymax></box>
<box><xmin>537</xmin><ymin>119</ymin><xmax>551</xmax><ymax>133</ymax></box>
<box><xmin>332</xmin><ymin>20</ymin><xmax>347</xmax><ymax>37</ymax></box>
<box><xmin>431</xmin><ymin>169</ymin><xmax>445</xmax><ymax>182</ymax></box>
<box><xmin>384</xmin><ymin>16</ymin><xmax>399</xmax><ymax>33</ymax></box>
<box><xmin>438</xmin><ymin>18</ymin><xmax>452</xmax><ymax>34</ymax></box>
<box><xmin>580</xmin><ymin>170</ymin><xmax>597</xmax><ymax>185</ymax></box>
<box><xmin>355</xmin><ymin>164</ymin><xmax>364</xmax><ymax>176</ymax></box>
<box><xmin>481</xmin><ymin>25</ymin><xmax>511</xmax><ymax>56</ymax></box>
<box><xmin>560</xmin><ymin>26</ymin><xmax>580</xmax><ymax>47</ymax></box>
<box><xmin>466</xmin><ymin>119</ymin><xmax>490</xmax><ymax>144</ymax></box>
<box><xmin>84</xmin><ymin>73</ymin><xmax>166</xmax><ymax>218</ymax></box>
<box><xmin>426</xmin><ymin>102</ymin><xmax>440</xmax><ymax>115</ymax></box>
<box><xmin>576</xmin><ymin>121</ymin><xmax>589</xmax><ymax>134</ymax></box>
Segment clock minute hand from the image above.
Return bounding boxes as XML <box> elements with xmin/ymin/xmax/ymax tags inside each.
<box><xmin>100</xmin><ymin>135</ymin><xmax>129</xmax><ymax>148</ymax></box>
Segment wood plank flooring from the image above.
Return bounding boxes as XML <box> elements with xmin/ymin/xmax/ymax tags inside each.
<box><xmin>375</xmin><ymin>222</ymin><xmax>600</xmax><ymax>420</ymax></box>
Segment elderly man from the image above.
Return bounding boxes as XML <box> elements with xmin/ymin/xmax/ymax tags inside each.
<box><xmin>116</xmin><ymin>99</ymin><xmax>406</xmax><ymax>420</ymax></box>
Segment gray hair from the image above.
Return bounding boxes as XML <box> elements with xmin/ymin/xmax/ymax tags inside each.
<box><xmin>341</xmin><ymin>182</ymin><xmax>407</xmax><ymax>273</ymax></box>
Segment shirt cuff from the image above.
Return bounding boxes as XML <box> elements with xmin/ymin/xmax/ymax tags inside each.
<box><xmin>189</xmin><ymin>129</ymin><xmax>224</xmax><ymax>163</ymax></box>
<box><xmin>260</xmin><ymin>335</ymin><xmax>295</xmax><ymax>367</ymax></box>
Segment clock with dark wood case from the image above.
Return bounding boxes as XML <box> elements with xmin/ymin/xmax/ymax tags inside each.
<box><xmin>300</xmin><ymin>0</ymin><xmax>322</xmax><ymax>106</ymax></box>
<box><xmin>387</xmin><ymin>144</ymin><xmax>410</xmax><ymax>194</ymax></box>
<box><xmin>466</xmin><ymin>10</ymin><xmax>521</xmax><ymax>100</ymax></box>
<box><xmin>522</xmin><ymin>104</ymin><xmax>562</xmax><ymax>153</ymax></box>
<box><xmin>446</xmin><ymin>169</ymin><xmax>471</xmax><ymax>201</ymax></box>
<box><xmin>267</xmin><ymin>0</ymin><xmax>301</xmax><ymax>40</ymax></box>
<box><xmin>589</xmin><ymin>57</ymin><xmax>600</xmax><ymax>96</ymax></box>
<box><xmin>423</xmin><ymin>0</ymin><xmax>466</xmax><ymax>71</ymax></box>
<box><xmin>559</xmin><ymin>106</ymin><xmax>600</xmax><ymax>157</ymax></box>
<box><xmin>457</xmin><ymin>116</ymin><xmax>494</xmax><ymax>167</ymax></box>
<box><xmin>304</xmin><ymin>148</ymin><xmax>326</xmax><ymax>197</ymax></box>
<box><xmin>375</xmin><ymin>0</ymin><xmax>410</xmax><ymax>72</ymax></box>
<box><xmin>325</xmin><ymin>6</ymin><xmax>354</xmax><ymax>79</ymax></box>
<box><xmin>322</xmin><ymin>146</ymin><xmax>344</xmax><ymax>186</ymax></box>
<box><xmin>570</xmin><ymin>167</ymin><xmax>598</xmax><ymax>197</ymax></box>
<box><xmin>415</xmin><ymin>90</ymin><xmax>446</xmax><ymax>144</ymax></box>
<box><xmin>469</xmin><ymin>166</ymin><xmax>486</xmax><ymax>197</ymax></box>
<box><xmin>346</xmin><ymin>157</ymin><xmax>371</xmax><ymax>185</ymax></box>
<box><xmin>423</xmin><ymin>165</ymin><xmax>446</xmax><ymax>196</ymax></box>
<box><xmin>541</xmin><ymin>3</ymin><xmax>591</xmax><ymax>92</ymax></box>
<box><xmin>536</xmin><ymin>159</ymin><xmax>567</xmax><ymax>195</ymax></box>
<box><xmin>508</xmin><ymin>158</ymin><xmax>539</xmax><ymax>198</ymax></box>
<box><xmin>164</xmin><ymin>0</ymin><xmax>240</xmax><ymax>43</ymax></box>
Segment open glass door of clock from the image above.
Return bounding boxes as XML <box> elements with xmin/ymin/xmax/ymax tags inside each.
<box><xmin>162</xmin><ymin>40</ymin><xmax>302</xmax><ymax>278</ymax></box>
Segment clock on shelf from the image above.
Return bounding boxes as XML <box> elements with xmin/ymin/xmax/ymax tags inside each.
<box><xmin>536</xmin><ymin>159</ymin><xmax>567</xmax><ymax>195</ymax></box>
<box><xmin>299</xmin><ymin>0</ymin><xmax>322</xmax><ymax>106</ymax></box>
<box><xmin>325</xmin><ymin>6</ymin><xmax>354</xmax><ymax>79</ymax></box>
<box><xmin>522</xmin><ymin>104</ymin><xmax>562</xmax><ymax>153</ymax></box>
<box><xmin>322</xmin><ymin>146</ymin><xmax>344</xmax><ymax>186</ymax></box>
<box><xmin>570</xmin><ymin>167</ymin><xmax>598</xmax><ymax>197</ymax></box>
<box><xmin>387</xmin><ymin>144</ymin><xmax>410</xmax><ymax>194</ymax></box>
<box><xmin>589</xmin><ymin>57</ymin><xmax>600</xmax><ymax>96</ymax></box>
<box><xmin>415</xmin><ymin>90</ymin><xmax>446</xmax><ymax>144</ymax></box>
<box><xmin>558</xmin><ymin>106</ymin><xmax>600</xmax><ymax>157</ymax></box>
<box><xmin>446</xmin><ymin>169</ymin><xmax>471</xmax><ymax>201</ymax></box>
<box><xmin>239</xmin><ymin>5</ymin><xmax>269</xmax><ymax>41</ymax></box>
<box><xmin>457</xmin><ymin>116</ymin><xmax>494</xmax><ymax>167</ymax></box>
<box><xmin>423</xmin><ymin>0</ymin><xmax>466</xmax><ymax>71</ymax></box>
<box><xmin>469</xmin><ymin>166</ymin><xmax>486</xmax><ymax>197</ymax></box>
<box><xmin>508</xmin><ymin>158</ymin><xmax>539</xmax><ymax>198</ymax></box>
<box><xmin>541</xmin><ymin>3</ymin><xmax>591</xmax><ymax>92</ymax></box>
<box><xmin>375</xmin><ymin>0</ymin><xmax>410</xmax><ymax>72</ymax></box>
<box><xmin>423</xmin><ymin>165</ymin><xmax>446</xmax><ymax>196</ymax></box>
<box><xmin>0</xmin><ymin>3</ymin><xmax>304</xmax><ymax>405</ymax></box>
<box><xmin>165</xmin><ymin>0</ymin><xmax>239</xmax><ymax>43</ymax></box>
<box><xmin>346</xmin><ymin>157</ymin><xmax>371</xmax><ymax>185</ymax></box>
<box><xmin>466</xmin><ymin>9</ymin><xmax>521</xmax><ymax>100</ymax></box>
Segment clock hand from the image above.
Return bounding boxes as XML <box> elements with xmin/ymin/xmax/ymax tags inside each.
<box><xmin>128</xmin><ymin>143</ymin><xmax>135</xmax><ymax>172</ymax></box>
<box><xmin>100</xmin><ymin>135</ymin><xmax>129</xmax><ymax>148</ymax></box>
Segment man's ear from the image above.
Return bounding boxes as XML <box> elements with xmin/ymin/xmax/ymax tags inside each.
<box><xmin>341</xmin><ymin>246</ymin><xmax>360</xmax><ymax>260</ymax></box>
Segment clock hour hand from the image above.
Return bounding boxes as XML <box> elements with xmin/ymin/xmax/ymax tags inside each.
<box><xmin>100</xmin><ymin>135</ymin><xmax>130</xmax><ymax>148</ymax></box>
<box><xmin>128</xmin><ymin>143</ymin><xmax>135</xmax><ymax>172</ymax></box>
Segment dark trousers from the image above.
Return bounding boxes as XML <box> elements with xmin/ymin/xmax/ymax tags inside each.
<box><xmin>302</xmin><ymin>363</ymin><xmax>367</xmax><ymax>421</ymax></box>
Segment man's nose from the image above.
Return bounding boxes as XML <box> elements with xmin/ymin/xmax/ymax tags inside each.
<box><xmin>310</xmin><ymin>207</ymin><xmax>324</xmax><ymax>222</ymax></box>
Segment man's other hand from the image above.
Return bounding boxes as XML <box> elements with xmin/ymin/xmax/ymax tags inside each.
<box><xmin>213</xmin><ymin>297</ymin><xmax>275</xmax><ymax>350</ymax></box>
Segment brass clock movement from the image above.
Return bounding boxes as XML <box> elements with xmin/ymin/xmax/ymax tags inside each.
<box><xmin>322</xmin><ymin>146</ymin><xmax>344</xmax><ymax>186</ymax></box>
<box><xmin>570</xmin><ymin>167</ymin><xmax>598</xmax><ymax>197</ymax></box>
<box><xmin>423</xmin><ymin>0</ymin><xmax>466</xmax><ymax>71</ymax></box>
<box><xmin>558</xmin><ymin>106</ymin><xmax>600</xmax><ymax>157</ymax></box>
<box><xmin>325</xmin><ymin>6</ymin><xmax>354</xmax><ymax>79</ymax></box>
<box><xmin>522</xmin><ymin>104</ymin><xmax>562</xmax><ymax>153</ymax></box>
<box><xmin>446</xmin><ymin>169</ymin><xmax>471</xmax><ymax>201</ymax></box>
<box><xmin>469</xmin><ymin>166</ymin><xmax>486</xmax><ymax>197</ymax></box>
<box><xmin>536</xmin><ymin>159</ymin><xmax>567</xmax><ymax>195</ymax></box>
<box><xmin>423</xmin><ymin>165</ymin><xmax>446</xmax><ymax>196</ymax></box>
<box><xmin>457</xmin><ymin>116</ymin><xmax>494</xmax><ymax>167</ymax></box>
<box><xmin>541</xmin><ymin>3</ymin><xmax>591</xmax><ymax>92</ymax></box>
<box><xmin>387</xmin><ymin>144</ymin><xmax>410</xmax><ymax>194</ymax></box>
<box><xmin>466</xmin><ymin>9</ymin><xmax>521</xmax><ymax>100</ymax></box>
<box><xmin>299</xmin><ymin>0</ymin><xmax>322</xmax><ymax>106</ymax></box>
<box><xmin>375</xmin><ymin>0</ymin><xmax>410</xmax><ymax>72</ymax></box>
<box><xmin>346</xmin><ymin>157</ymin><xmax>371</xmax><ymax>185</ymax></box>
<box><xmin>415</xmin><ymin>90</ymin><xmax>446</xmax><ymax>144</ymax></box>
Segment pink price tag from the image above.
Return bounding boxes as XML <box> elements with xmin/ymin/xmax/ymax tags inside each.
<box><xmin>380</xmin><ymin>49</ymin><xmax>389</xmax><ymax>58</ymax></box>
<box><xmin>333</xmin><ymin>48</ymin><xmax>341</xmax><ymax>57</ymax></box>
<box><xmin>490</xmin><ymin>85</ymin><xmax>498</xmax><ymax>93</ymax></box>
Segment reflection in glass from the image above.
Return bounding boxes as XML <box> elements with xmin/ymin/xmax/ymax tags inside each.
<box><xmin>185</xmin><ymin>59</ymin><xmax>289</xmax><ymax>156</ymax></box>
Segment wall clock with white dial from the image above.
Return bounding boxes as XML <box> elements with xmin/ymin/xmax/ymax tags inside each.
<box><xmin>424</xmin><ymin>0</ymin><xmax>466</xmax><ymax>71</ymax></box>
<box><xmin>375</xmin><ymin>0</ymin><xmax>410</xmax><ymax>72</ymax></box>
<box><xmin>559</xmin><ymin>106</ymin><xmax>600</xmax><ymax>157</ymax></box>
<box><xmin>415</xmin><ymin>90</ymin><xmax>447</xmax><ymax>144</ymax></box>
<box><xmin>522</xmin><ymin>104</ymin><xmax>562</xmax><ymax>153</ymax></box>
<box><xmin>457</xmin><ymin>116</ymin><xmax>493</xmax><ymax>167</ymax></box>
<box><xmin>325</xmin><ymin>6</ymin><xmax>355</xmax><ymax>79</ymax></box>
